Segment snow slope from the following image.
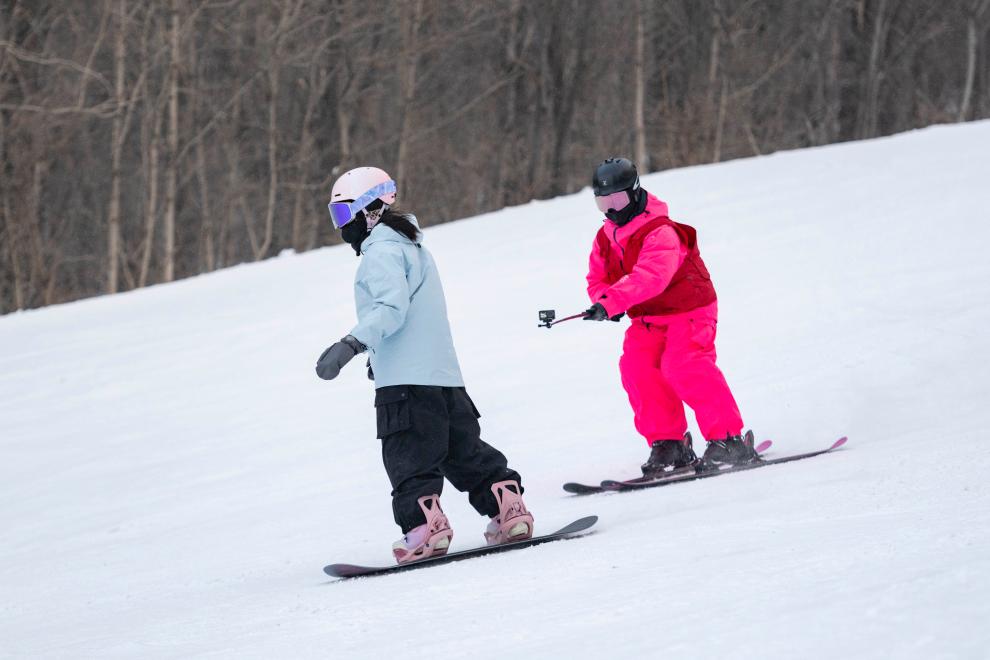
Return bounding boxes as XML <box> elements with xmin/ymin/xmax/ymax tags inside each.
<box><xmin>2</xmin><ymin>122</ymin><xmax>990</xmax><ymax>659</ymax></box>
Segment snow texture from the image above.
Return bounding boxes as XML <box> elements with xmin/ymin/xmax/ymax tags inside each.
<box><xmin>2</xmin><ymin>122</ymin><xmax>989</xmax><ymax>659</ymax></box>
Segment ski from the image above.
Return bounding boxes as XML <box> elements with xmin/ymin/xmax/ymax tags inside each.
<box><xmin>562</xmin><ymin>439</ymin><xmax>773</xmax><ymax>495</ymax></box>
<box><xmin>600</xmin><ymin>439</ymin><xmax>773</xmax><ymax>490</ymax></box>
<box><xmin>606</xmin><ymin>437</ymin><xmax>847</xmax><ymax>493</ymax></box>
<box><xmin>324</xmin><ymin>515</ymin><xmax>598</xmax><ymax>579</ymax></box>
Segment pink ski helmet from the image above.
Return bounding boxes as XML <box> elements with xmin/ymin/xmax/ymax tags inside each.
<box><xmin>328</xmin><ymin>166</ymin><xmax>397</xmax><ymax>229</ymax></box>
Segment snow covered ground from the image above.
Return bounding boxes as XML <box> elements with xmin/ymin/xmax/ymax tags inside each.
<box><xmin>2</xmin><ymin>121</ymin><xmax>990</xmax><ymax>659</ymax></box>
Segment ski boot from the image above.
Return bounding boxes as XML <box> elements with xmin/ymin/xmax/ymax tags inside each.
<box><xmin>699</xmin><ymin>430</ymin><xmax>760</xmax><ymax>471</ymax></box>
<box><xmin>641</xmin><ymin>432</ymin><xmax>698</xmax><ymax>477</ymax></box>
<box><xmin>484</xmin><ymin>480</ymin><xmax>534</xmax><ymax>545</ymax></box>
<box><xmin>392</xmin><ymin>494</ymin><xmax>453</xmax><ymax>564</ymax></box>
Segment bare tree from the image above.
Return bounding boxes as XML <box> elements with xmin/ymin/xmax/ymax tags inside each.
<box><xmin>2</xmin><ymin>0</ymin><xmax>989</xmax><ymax>313</ymax></box>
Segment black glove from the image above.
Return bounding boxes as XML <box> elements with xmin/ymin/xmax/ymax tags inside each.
<box><xmin>366</xmin><ymin>358</ymin><xmax>374</xmax><ymax>381</ymax></box>
<box><xmin>609</xmin><ymin>311</ymin><xmax>625</xmax><ymax>322</ymax></box>
<box><xmin>315</xmin><ymin>335</ymin><xmax>366</xmax><ymax>380</ymax></box>
<box><xmin>583</xmin><ymin>302</ymin><xmax>609</xmax><ymax>321</ymax></box>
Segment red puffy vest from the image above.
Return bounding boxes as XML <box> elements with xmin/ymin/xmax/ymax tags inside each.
<box><xmin>594</xmin><ymin>216</ymin><xmax>717</xmax><ymax>317</ymax></box>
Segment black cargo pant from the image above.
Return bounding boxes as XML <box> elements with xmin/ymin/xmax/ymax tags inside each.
<box><xmin>375</xmin><ymin>384</ymin><xmax>522</xmax><ymax>533</ymax></box>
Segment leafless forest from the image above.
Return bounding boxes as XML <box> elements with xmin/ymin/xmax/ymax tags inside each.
<box><xmin>1</xmin><ymin>0</ymin><xmax>987</xmax><ymax>313</ymax></box>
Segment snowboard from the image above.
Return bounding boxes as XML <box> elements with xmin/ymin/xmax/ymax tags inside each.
<box><xmin>324</xmin><ymin>515</ymin><xmax>598</xmax><ymax>579</ymax></box>
<box><xmin>563</xmin><ymin>437</ymin><xmax>846</xmax><ymax>495</ymax></box>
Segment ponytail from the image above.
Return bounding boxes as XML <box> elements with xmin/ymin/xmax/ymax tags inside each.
<box><xmin>379</xmin><ymin>209</ymin><xmax>421</xmax><ymax>242</ymax></box>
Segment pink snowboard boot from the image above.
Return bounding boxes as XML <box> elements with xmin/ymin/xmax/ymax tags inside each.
<box><xmin>392</xmin><ymin>495</ymin><xmax>454</xmax><ymax>564</ymax></box>
<box><xmin>484</xmin><ymin>480</ymin><xmax>534</xmax><ymax>545</ymax></box>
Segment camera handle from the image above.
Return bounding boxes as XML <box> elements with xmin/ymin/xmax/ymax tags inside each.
<box><xmin>538</xmin><ymin>310</ymin><xmax>587</xmax><ymax>329</ymax></box>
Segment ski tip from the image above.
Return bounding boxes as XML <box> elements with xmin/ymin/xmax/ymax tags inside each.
<box><xmin>324</xmin><ymin>564</ymin><xmax>361</xmax><ymax>578</ymax></box>
<box><xmin>554</xmin><ymin>515</ymin><xmax>598</xmax><ymax>535</ymax></box>
<box><xmin>830</xmin><ymin>436</ymin><xmax>848</xmax><ymax>450</ymax></box>
<box><xmin>562</xmin><ymin>482</ymin><xmax>604</xmax><ymax>495</ymax></box>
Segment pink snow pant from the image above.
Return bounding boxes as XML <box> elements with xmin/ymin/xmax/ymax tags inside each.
<box><xmin>619</xmin><ymin>301</ymin><xmax>743</xmax><ymax>445</ymax></box>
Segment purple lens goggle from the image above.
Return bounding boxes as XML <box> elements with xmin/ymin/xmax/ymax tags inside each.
<box><xmin>328</xmin><ymin>180</ymin><xmax>397</xmax><ymax>229</ymax></box>
<box><xmin>595</xmin><ymin>190</ymin><xmax>631</xmax><ymax>214</ymax></box>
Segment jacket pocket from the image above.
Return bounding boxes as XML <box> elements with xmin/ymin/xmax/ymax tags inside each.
<box><xmin>374</xmin><ymin>386</ymin><xmax>411</xmax><ymax>438</ymax></box>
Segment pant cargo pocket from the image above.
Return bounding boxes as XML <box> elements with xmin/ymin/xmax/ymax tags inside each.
<box><xmin>375</xmin><ymin>386</ymin><xmax>412</xmax><ymax>439</ymax></box>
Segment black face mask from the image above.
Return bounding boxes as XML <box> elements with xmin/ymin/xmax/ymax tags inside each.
<box><xmin>341</xmin><ymin>219</ymin><xmax>370</xmax><ymax>256</ymax></box>
<box><xmin>605</xmin><ymin>188</ymin><xmax>647</xmax><ymax>227</ymax></box>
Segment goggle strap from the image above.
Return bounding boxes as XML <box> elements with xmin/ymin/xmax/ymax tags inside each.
<box><xmin>350</xmin><ymin>181</ymin><xmax>396</xmax><ymax>215</ymax></box>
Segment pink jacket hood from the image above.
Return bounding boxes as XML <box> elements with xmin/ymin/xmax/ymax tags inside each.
<box><xmin>600</xmin><ymin>193</ymin><xmax>670</xmax><ymax>251</ymax></box>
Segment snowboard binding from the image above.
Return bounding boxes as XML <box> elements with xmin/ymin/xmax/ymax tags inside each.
<box><xmin>392</xmin><ymin>495</ymin><xmax>454</xmax><ymax>564</ymax></box>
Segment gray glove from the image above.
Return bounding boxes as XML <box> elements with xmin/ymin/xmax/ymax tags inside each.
<box><xmin>315</xmin><ymin>335</ymin><xmax>367</xmax><ymax>380</ymax></box>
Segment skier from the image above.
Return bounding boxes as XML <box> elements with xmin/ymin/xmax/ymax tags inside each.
<box><xmin>316</xmin><ymin>166</ymin><xmax>534</xmax><ymax>564</ymax></box>
<box><xmin>584</xmin><ymin>157</ymin><xmax>758</xmax><ymax>476</ymax></box>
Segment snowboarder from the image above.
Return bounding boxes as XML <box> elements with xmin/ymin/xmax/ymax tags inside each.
<box><xmin>584</xmin><ymin>157</ymin><xmax>757</xmax><ymax>476</ymax></box>
<box><xmin>316</xmin><ymin>166</ymin><xmax>533</xmax><ymax>564</ymax></box>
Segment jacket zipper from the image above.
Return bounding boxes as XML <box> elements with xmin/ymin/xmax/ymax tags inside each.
<box><xmin>612</xmin><ymin>224</ymin><xmax>629</xmax><ymax>274</ymax></box>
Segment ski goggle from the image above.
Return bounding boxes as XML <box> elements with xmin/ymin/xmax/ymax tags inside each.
<box><xmin>595</xmin><ymin>190</ymin><xmax>631</xmax><ymax>214</ymax></box>
<box><xmin>327</xmin><ymin>180</ymin><xmax>397</xmax><ymax>229</ymax></box>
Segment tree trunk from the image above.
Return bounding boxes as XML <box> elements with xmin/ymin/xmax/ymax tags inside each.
<box><xmin>292</xmin><ymin>66</ymin><xmax>327</xmax><ymax>252</ymax></box>
<box><xmin>712</xmin><ymin>78</ymin><xmax>728</xmax><ymax>163</ymax></box>
<box><xmin>106</xmin><ymin>0</ymin><xmax>125</xmax><ymax>294</ymax></box>
<box><xmin>495</xmin><ymin>0</ymin><xmax>522</xmax><ymax>207</ymax></box>
<box><xmin>28</xmin><ymin>161</ymin><xmax>48</xmax><ymax>307</ymax></box>
<box><xmin>395</xmin><ymin>0</ymin><xmax>424</xmax><ymax>198</ymax></box>
<box><xmin>707</xmin><ymin>4</ymin><xmax>722</xmax><ymax>163</ymax></box>
<box><xmin>75</xmin><ymin>5</ymin><xmax>112</xmax><ymax>108</ymax></box>
<box><xmin>188</xmin><ymin>32</ymin><xmax>214</xmax><ymax>272</ymax></box>
<box><xmin>1</xmin><ymin>203</ymin><xmax>21</xmax><ymax>310</ymax></box>
<box><xmin>547</xmin><ymin>7</ymin><xmax>593</xmax><ymax>196</ymax></box>
<box><xmin>220</xmin><ymin>4</ymin><xmax>248</xmax><ymax>267</ymax></box>
<box><xmin>256</xmin><ymin>60</ymin><xmax>279</xmax><ymax>260</ymax></box>
<box><xmin>163</xmin><ymin>0</ymin><xmax>180</xmax><ymax>282</ymax></box>
<box><xmin>221</xmin><ymin>94</ymin><xmax>242</xmax><ymax>267</ymax></box>
<box><xmin>196</xmin><ymin>138</ymin><xmax>213</xmax><ymax>270</ymax></box>
<box><xmin>633</xmin><ymin>0</ymin><xmax>649</xmax><ymax>171</ymax></box>
<box><xmin>858</xmin><ymin>0</ymin><xmax>889</xmax><ymax>139</ymax></box>
<box><xmin>825</xmin><ymin>11</ymin><xmax>842</xmax><ymax>142</ymax></box>
<box><xmin>0</xmin><ymin>65</ymin><xmax>25</xmax><ymax>311</ymax></box>
<box><xmin>291</xmin><ymin>94</ymin><xmax>313</xmax><ymax>252</ymax></box>
<box><xmin>139</xmin><ymin>112</ymin><xmax>161</xmax><ymax>288</ymax></box>
<box><xmin>311</xmin><ymin>55</ymin><xmax>354</xmax><ymax>250</ymax></box>
<box><xmin>958</xmin><ymin>14</ymin><xmax>978</xmax><ymax>121</ymax></box>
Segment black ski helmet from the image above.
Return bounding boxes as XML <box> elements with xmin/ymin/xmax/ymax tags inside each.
<box><xmin>592</xmin><ymin>157</ymin><xmax>640</xmax><ymax>197</ymax></box>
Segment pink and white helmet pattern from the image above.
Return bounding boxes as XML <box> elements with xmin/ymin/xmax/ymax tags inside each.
<box><xmin>328</xmin><ymin>166</ymin><xmax>397</xmax><ymax>229</ymax></box>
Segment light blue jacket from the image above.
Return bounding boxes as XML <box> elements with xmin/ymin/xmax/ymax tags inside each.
<box><xmin>348</xmin><ymin>216</ymin><xmax>465</xmax><ymax>388</ymax></box>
